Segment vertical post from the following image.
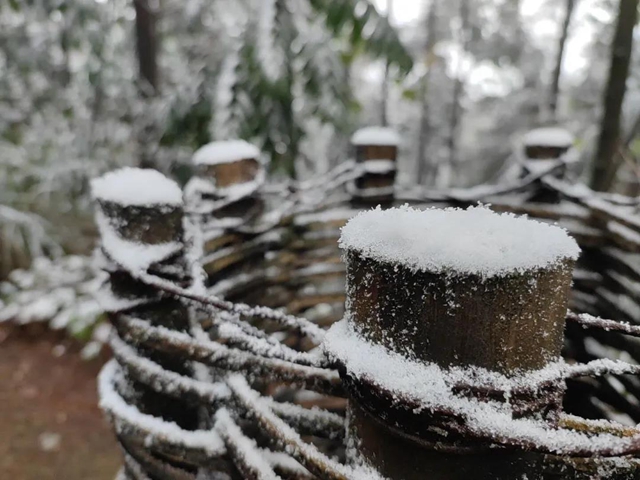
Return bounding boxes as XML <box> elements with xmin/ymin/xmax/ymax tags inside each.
<box><xmin>350</xmin><ymin>126</ymin><xmax>399</xmax><ymax>207</ymax></box>
<box><xmin>331</xmin><ymin>206</ymin><xmax>580</xmax><ymax>479</ymax></box>
<box><xmin>189</xmin><ymin>140</ymin><xmax>265</xmax><ymax>225</ymax></box>
<box><xmin>92</xmin><ymin>168</ymin><xmax>198</xmax><ymax>449</ymax></box>
<box><xmin>521</xmin><ymin>127</ymin><xmax>576</xmax><ymax>203</ymax></box>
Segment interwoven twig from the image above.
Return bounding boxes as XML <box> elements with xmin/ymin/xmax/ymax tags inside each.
<box><xmin>98</xmin><ymin>162</ymin><xmax>640</xmax><ymax>478</ymax></box>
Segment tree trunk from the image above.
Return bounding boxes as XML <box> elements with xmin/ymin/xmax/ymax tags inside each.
<box><xmin>416</xmin><ymin>0</ymin><xmax>439</xmax><ymax>183</ymax></box>
<box><xmin>133</xmin><ymin>0</ymin><xmax>160</xmax><ymax>95</ymax></box>
<box><xmin>380</xmin><ymin>0</ymin><xmax>393</xmax><ymax>126</ymax></box>
<box><xmin>445</xmin><ymin>0</ymin><xmax>470</xmax><ymax>184</ymax></box>
<box><xmin>548</xmin><ymin>0</ymin><xmax>576</xmax><ymax>117</ymax></box>
<box><xmin>590</xmin><ymin>0</ymin><xmax>638</xmax><ymax>192</ymax></box>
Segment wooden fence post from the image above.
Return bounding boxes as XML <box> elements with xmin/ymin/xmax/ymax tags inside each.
<box><xmin>187</xmin><ymin>140</ymin><xmax>267</xmax><ymax>284</ymax></box>
<box><xmin>190</xmin><ymin>139</ymin><xmax>264</xmax><ymax>225</ymax></box>
<box><xmin>92</xmin><ymin>168</ymin><xmax>198</xmax><ymax>467</ymax></box>
<box><xmin>521</xmin><ymin>127</ymin><xmax>575</xmax><ymax>203</ymax></box>
<box><xmin>334</xmin><ymin>206</ymin><xmax>582</xmax><ymax>479</ymax></box>
<box><xmin>350</xmin><ymin>126</ymin><xmax>399</xmax><ymax>206</ymax></box>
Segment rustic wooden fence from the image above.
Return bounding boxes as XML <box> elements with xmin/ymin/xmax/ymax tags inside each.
<box><xmin>94</xmin><ymin>136</ymin><xmax>640</xmax><ymax>479</ymax></box>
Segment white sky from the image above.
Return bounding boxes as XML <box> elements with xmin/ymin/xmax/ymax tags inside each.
<box><xmin>372</xmin><ymin>0</ymin><xmax>600</xmax><ymax>78</ymax></box>
<box><xmin>373</xmin><ymin>0</ymin><xmax>613</xmax><ymax>97</ymax></box>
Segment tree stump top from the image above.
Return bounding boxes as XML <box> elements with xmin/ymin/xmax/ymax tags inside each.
<box><xmin>339</xmin><ymin>205</ymin><xmax>580</xmax><ymax>279</ymax></box>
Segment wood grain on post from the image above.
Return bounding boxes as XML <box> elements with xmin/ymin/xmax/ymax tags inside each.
<box><xmin>337</xmin><ymin>206</ymin><xmax>582</xmax><ymax>479</ymax></box>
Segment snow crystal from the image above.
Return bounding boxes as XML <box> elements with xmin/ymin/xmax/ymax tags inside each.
<box><xmin>91</xmin><ymin>168</ymin><xmax>183</xmax><ymax>207</ymax></box>
<box><xmin>522</xmin><ymin>127</ymin><xmax>574</xmax><ymax>148</ymax></box>
<box><xmin>351</xmin><ymin>126</ymin><xmax>400</xmax><ymax>146</ymax></box>
<box><xmin>192</xmin><ymin>140</ymin><xmax>260</xmax><ymax>165</ymax></box>
<box><xmin>339</xmin><ymin>205</ymin><xmax>580</xmax><ymax>278</ymax></box>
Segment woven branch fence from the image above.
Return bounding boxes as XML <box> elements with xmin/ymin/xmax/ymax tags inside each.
<box><xmin>94</xmin><ymin>136</ymin><xmax>640</xmax><ymax>480</ymax></box>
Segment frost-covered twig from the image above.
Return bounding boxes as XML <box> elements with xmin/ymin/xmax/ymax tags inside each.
<box><xmin>134</xmin><ymin>270</ymin><xmax>326</xmax><ymax>343</ymax></box>
<box><xmin>118</xmin><ymin>316</ymin><xmax>342</xmax><ymax>396</ymax></box>
<box><xmin>214</xmin><ymin>408</ymin><xmax>280</xmax><ymax>480</ymax></box>
<box><xmin>567</xmin><ymin>311</ymin><xmax>640</xmax><ymax>337</ymax></box>
<box><xmin>99</xmin><ymin>361</ymin><xmax>226</xmax><ymax>459</ymax></box>
<box><xmin>110</xmin><ymin>333</ymin><xmax>230</xmax><ymax>404</ymax></box>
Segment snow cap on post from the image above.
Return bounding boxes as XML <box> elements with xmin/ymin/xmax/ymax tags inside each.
<box><xmin>192</xmin><ymin>140</ymin><xmax>261</xmax><ymax>166</ymax></box>
<box><xmin>351</xmin><ymin>126</ymin><xmax>400</xmax><ymax>147</ymax></box>
<box><xmin>91</xmin><ymin>167</ymin><xmax>184</xmax><ymax>252</ymax></box>
<box><xmin>339</xmin><ymin>205</ymin><xmax>580</xmax><ymax>278</ymax></box>
<box><xmin>91</xmin><ymin>167</ymin><xmax>183</xmax><ymax>207</ymax></box>
<box><xmin>523</xmin><ymin>127</ymin><xmax>574</xmax><ymax>149</ymax></box>
<box><xmin>192</xmin><ymin>140</ymin><xmax>263</xmax><ymax>192</ymax></box>
<box><xmin>522</xmin><ymin>126</ymin><xmax>575</xmax><ymax>163</ymax></box>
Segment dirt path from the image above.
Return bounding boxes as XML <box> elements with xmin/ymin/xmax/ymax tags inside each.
<box><xmin>0</xmin><ymin>324</ymin><xmax>121</xmax><ymax>480</ymax></box>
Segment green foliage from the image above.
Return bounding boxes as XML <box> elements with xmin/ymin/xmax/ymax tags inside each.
<box><xmin>310</xmin><ymin>0</ymin><xmax>414</xmax><ymax>74</ymax></box>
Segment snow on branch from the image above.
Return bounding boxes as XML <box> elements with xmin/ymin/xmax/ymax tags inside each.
<box><xmin>266</xmin><ymin>397</ymin><xmax>345</xmax><ymax>441</ymax></box>
<box><xmin>134</xmin><ymin>270</ymin><xmax>326</xmax><ymax>343</ymax></box>
<box><xmin>216</xmin><ymin>321</ymin><xmax>330</xmax><ymax>368</ymax></box>
<box><xmin>214</xmin><ymin>408</ymin><xmax>280</xmax><ymax>480</ymax></box>
<box><xmin>226</xmin><ymin>374</ymin><xmax>384</xmax><ymax>480</ymax></box>
<box><xmin>99</xmin><ymin>360</ymin><xmax>226</xmax><ymax>458</ymax></box>
<box><xmin>567</xmin><ymin>311</ymin><xmax>640</xmax><ymax>338</ymax></box>
<box><xmin>323</xmin><ymin>319</ymin><xmax>640</xmax><ymax>457</ymax></box>
<box><xmin>110</xmin><ymin>333</ymin><xmax>231</xmax><ymax>404</ymax></box>
<box><xmin>118</xmin><ymin>316</ymin><xmax>342</xmax><ymax>396</ymax></box>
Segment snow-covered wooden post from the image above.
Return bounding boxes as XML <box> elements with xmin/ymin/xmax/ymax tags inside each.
<box><xmin>350</xmin><ymin>126</ymin><xmax>399</xmax><ymax>206</ymax></box>
<box><xmin>325</xmin><ymin>206</ymin><xmax>580</xmax><ymax>479</ymax></box>
<box><xmin>190</xmin><ymin>139</ymin><xmax>264</xmax><ymax>223</ymax></box>
<box><xmin>521</xmin><ymin>127</ymin><xmax>576</xmax><ymax>202</ymax></box>
<box><xmin>91</xmin><ymin>168</ymin><xmax>197</xmax><ymax>431</ymax></box>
